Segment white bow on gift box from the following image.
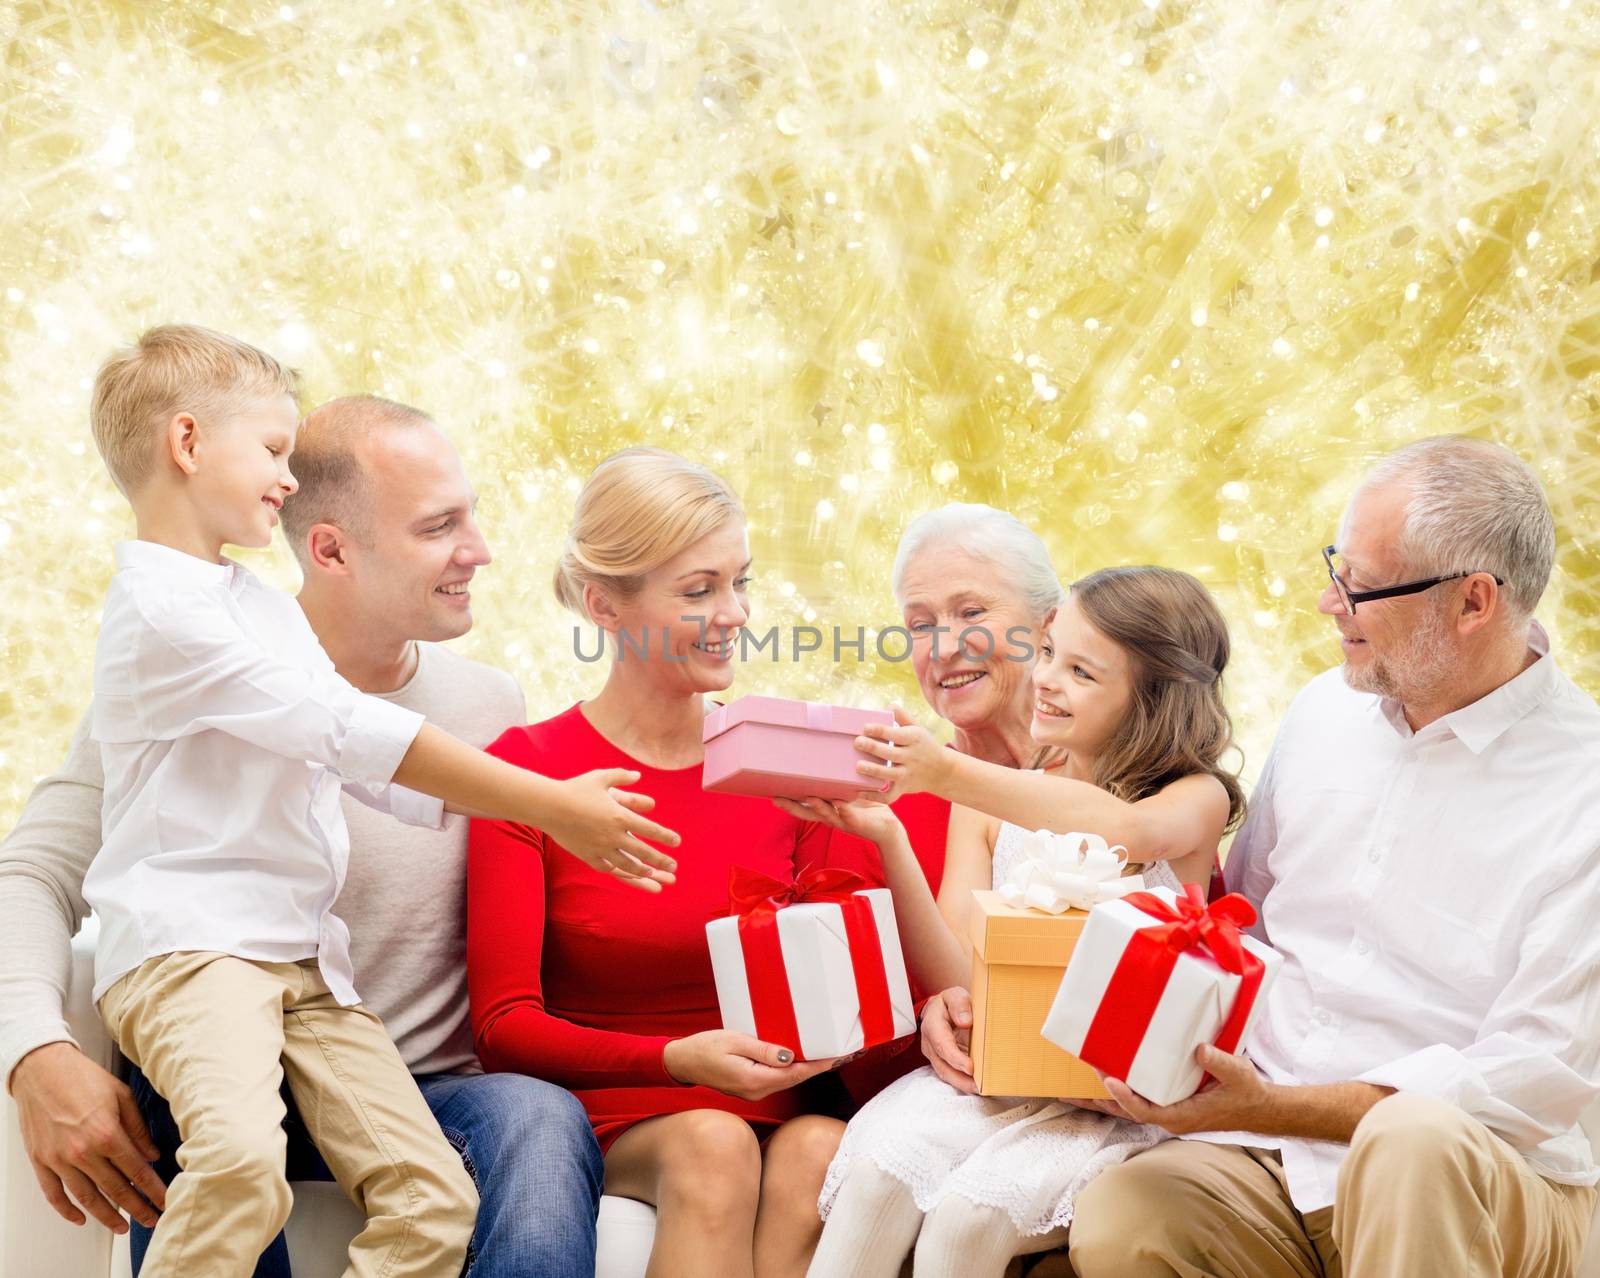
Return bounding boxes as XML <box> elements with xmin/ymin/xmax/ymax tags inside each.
<box><xmin>996</xmin><ymin>830</ymin><xmax>1145</xmax><ymax>914</ymax></box>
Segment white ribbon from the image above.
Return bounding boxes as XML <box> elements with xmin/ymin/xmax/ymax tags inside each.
<box><xmin>996</xmin><ymin>830</ymin><xmax>1145</xmax><ymax>914</ymax></box>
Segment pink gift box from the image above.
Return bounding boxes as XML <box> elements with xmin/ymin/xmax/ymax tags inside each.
<box><xmin>702</xmin><ymin>695</ymin><xmax>894</xmax><ymax>801</ymax></box>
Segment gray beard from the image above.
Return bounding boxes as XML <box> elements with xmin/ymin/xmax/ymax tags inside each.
<box><xmin>1342</xmin><ymin>603</ymin><xmax>1456</xmax><ymax>706</ymax></box>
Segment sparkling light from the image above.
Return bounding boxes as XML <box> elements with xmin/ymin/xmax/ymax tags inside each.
<box><xmin>1</xmin><ymin>1</ymin><xmax>1598</xmax><ymax>825</ymax></box>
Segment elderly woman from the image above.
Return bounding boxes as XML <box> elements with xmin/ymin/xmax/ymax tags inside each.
<box><xmin>827</xmin><ymin>502</ymin><xmax>1064</xmax><ymax>896</ymax></box>
<box><xmin>824</xmin><ymin>504</ymin><xmax>1063</xmax><ymax>1103</ymax></box>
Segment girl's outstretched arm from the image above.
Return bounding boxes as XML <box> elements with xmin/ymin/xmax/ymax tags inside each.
<box><xmin>854</xmin><ymin>713</ymin><xmax>1228</xmax><ymax>883</ymax></box>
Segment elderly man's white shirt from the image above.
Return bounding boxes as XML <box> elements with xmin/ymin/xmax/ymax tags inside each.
<box><xmin>1213</xmin><ymin>623</ymin><xmax>1600</xmax><ymax>1211</ymax></box>
<box><xmin>85</xmin><ymin>539</ymin><xmax>442</xmax><ymax>1006</ymax></box>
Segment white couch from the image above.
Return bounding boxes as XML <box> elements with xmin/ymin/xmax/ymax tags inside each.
<box><xmin>5</xmin><ymin>922</ymin><xmax>1600</xmax><ymax>1277</ymax></box>
<box><xmin>1</xmin><ymin>920</ymin><xmax>658</xmax><ymax>1278</ymax></box>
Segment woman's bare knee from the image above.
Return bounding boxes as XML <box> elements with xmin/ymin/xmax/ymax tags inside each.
<box><xmin>657</xmin><ymin>1110</ymin><xmax>763</xmax><ymax>1220</ymax></box>
<box><xmin>762</xmin><ymin>1115</ymin><xmax>845</xmax><ymax>1202</ymax></box>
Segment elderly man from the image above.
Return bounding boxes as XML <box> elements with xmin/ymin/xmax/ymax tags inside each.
<box><xmin>1049</xmin><ymin>435</ymin><xmax>1598</xmax><ymax>1275</ymax></box>
<box><xmin>0</xmin><ymin>396</ymin><xmax>604</xmax><ymax>1277</ymax></box>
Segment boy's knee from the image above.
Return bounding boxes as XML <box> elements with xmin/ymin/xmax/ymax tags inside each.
<box><xmin>538</xmin><ymin>1077</ymin><xmax>592</xmax><ymax>1130</ymax></box>
<box><xmin>262</xmin><ymin>1173</ymin><xmax>295</xmax><ymax>1238</ymax></box>
<box><xmin>426</xmin><ymin>1158</ymin><xmax>481</xmax><ymax>1239</ymax></box>
<box><xmin>220</xmin><ymin>1144</ymin><xmax>295</xmax><ymax>1235</ymax></box>
<box><xmin>189</xmin><ymin>1122</ymin><xmax>293</xmax><ymax>1221</ymax></box>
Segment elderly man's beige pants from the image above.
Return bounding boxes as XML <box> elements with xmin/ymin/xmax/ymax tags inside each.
<box><xmin>1067</xmin><ymin>1093</ymin><xmax>1595</xmax><ymax>1278</ymax></box>
<box><xmin>99</xmin><ymin>950</ymin><xmax>478</xmax><ymax>1278</ymax></box>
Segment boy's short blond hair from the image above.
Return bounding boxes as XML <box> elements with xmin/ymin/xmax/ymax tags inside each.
<box><xmin>90</xmin><ymin>325</ymin><xmax>301</xmax><ymax>497</ymax></box>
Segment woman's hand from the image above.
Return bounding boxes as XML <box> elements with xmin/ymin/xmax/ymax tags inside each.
<box><xmin>854</xmin><ymin>705</ymin><xmax>954</xmax><ymax>801</ymax></box>
<box><xmin>772</xmin><ymin>795</ymin><xmax>906</xmax><ymax>845</ymax></box>
<box><xmin>662</xmin><ymin>1031</ymin><xmax>839</xmax><ymax>1100</ymax></box>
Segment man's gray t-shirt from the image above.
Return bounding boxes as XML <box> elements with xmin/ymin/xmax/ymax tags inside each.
<box><xmin>338</xmin><ymin>642</ymin><xmax>524</xmax><ymax>1075</ymax></box>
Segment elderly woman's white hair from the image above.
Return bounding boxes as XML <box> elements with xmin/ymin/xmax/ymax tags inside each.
<box><xmin>1351</xmin><ymin>434</ymin><xmax>1555</xmax><ymax>625</ymax></box>
<box><xmin>892</xmin><ymin>502</ymin><xmax>1065</xmax><ymax>619</ymax></box>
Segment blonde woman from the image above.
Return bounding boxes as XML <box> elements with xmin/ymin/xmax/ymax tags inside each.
<box><xmin>467</xmin><ymin>448</ymin><xmax>847</xmax><ymax>1278</ymax></box>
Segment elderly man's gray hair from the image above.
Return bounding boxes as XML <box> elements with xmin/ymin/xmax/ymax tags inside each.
<box><xmin>892</xmin><ymin>502</ymin><xmax>1065</xmax><ymax>619</ymax></box>
<box><xmin>1355</xmin><ymin>435</ymin><xmax>1555</xmax><ymax>624</ymax></box>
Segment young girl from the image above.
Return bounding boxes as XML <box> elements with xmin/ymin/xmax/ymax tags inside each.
<box><xmin>781</xmin><ymin>566</ymin><xmax>1246</xmax><ymax>1278</ymax></box>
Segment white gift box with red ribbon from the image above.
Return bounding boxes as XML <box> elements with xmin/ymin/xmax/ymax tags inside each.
<box><xmin>706</xmin><ymin>867</ymin><xmax>917</xmax><ymax>1062</ymax></box>
<box><xmin>1041</xmin><ymin>884</ymin><xmax>1283</xmax><ymax>1106</ymax></box>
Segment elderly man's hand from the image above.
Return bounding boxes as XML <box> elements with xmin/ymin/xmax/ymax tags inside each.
<box><xmin>1068</xmin><ymin>1095</ymin><xmax>1136</xmax><ymax>1119</ymax></box>
<box><xmin>920</xmin><ymin>987</ymin><xmax>978</xmax><ymax>1094</ymax></box>
<box><xmin>1100</xmin><ymin>1044</ymin><xmax>1272</xmax><ymax>1134</ymax></box>
<box><xmin>10</xmin><ymin>1041</ymin><xmax>166</xmax><ymax>1232</ymax></box>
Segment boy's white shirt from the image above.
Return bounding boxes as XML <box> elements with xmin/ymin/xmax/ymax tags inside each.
<box><xmin>84</xmin><ymin>538</ymin><xmax>443</xmax><ymax>1006</ymax></box>
<box><xmin>0</xmin><ymin>641</ymin><xmax>525</xmax><ymax>1085</ymax></box>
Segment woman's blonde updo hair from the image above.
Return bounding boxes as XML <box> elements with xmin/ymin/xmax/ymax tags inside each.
<box><xmin>553</xmin><ymin>446</ymin><xmax>745</xmax><ymax>621</ymax></box>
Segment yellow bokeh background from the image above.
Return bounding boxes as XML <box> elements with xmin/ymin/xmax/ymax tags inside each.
<box><xmin>2</xmin><ymin>0</ymin><xmax>1597</xmax><ymax>824</ymax></box>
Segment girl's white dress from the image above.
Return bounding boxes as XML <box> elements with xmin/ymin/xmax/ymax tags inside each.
<box><xmin>818</xmin><ymin>821</ymin><xmax>1179</xmax><ymax>1237</ymax></box>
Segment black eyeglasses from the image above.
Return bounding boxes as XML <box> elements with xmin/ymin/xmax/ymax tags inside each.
<box><xmin>1322</xmin><ymin>545</ymin><xmax>1504</xmax><ymax>616</ymax></box>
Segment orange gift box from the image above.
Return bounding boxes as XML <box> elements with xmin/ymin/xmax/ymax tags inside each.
<box><xmin>967</xmin><ymin>889</ymin><xmax>1107</xmax><ymax>1099</ymax></box>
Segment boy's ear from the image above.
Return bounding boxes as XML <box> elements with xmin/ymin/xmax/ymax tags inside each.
<box><xmin>166</xmin><ymin>412</ymin><xmax>201</xmax><ymax>476</ymax></box>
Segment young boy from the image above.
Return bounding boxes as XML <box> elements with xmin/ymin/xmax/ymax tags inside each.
<box><xmin>83</xmin><ymin>325</ymin><xmax>681</xmax><ymax>1277</ymax></box>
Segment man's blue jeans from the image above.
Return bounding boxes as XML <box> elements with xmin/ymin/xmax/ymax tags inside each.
<box><xmin>128</xmin><ymin>1066</ymin><xmax>603</xmax><ymax>1278</ymax></box>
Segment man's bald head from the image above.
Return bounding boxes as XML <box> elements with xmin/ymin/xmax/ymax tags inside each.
<box><xmin>284</xmin><ymin>395</ymin><xmax>489</xmax><ymax>645</ymax></box>
<box><xmin>282</xmin><ymin>395</ymin><xmax>434</xmax><ymax>567</ymax></box>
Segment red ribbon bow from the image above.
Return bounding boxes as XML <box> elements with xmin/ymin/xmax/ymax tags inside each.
<box><xmin>724</xmin><ymin>865</ymin><xmax>896</xmax><ymax>1059</ymax></box>
<box><xmin>1076</xmin><ymin>884</ymin><xmax>1267</xmax><ymax>1087</ymax></box>
<box><xmin>1120</xmin><ymin>883</ymin><xmax>1257</xmax><ymax>973</ymax></box>
<box><xmin>728</xmin><ymin>865</ymin><xmax>871</xmax><ymax>917</ymax></box>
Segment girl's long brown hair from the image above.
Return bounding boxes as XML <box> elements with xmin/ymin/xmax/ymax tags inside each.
<box><xmin>1034</xmin><ymin>566</ymin><xmax>1246</xmax><ymax>832</ymax></box>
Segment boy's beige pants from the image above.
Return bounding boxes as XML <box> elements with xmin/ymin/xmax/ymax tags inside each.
<box><xmin>99</xmin><ymin>951</ymin><xmax>479</xmax><ymax>1278</ymax></box>
<box><xmin>1066</xmin><ymin>1092</ymin><xmax>1595</xmax><ymax>1277</ymax></box>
